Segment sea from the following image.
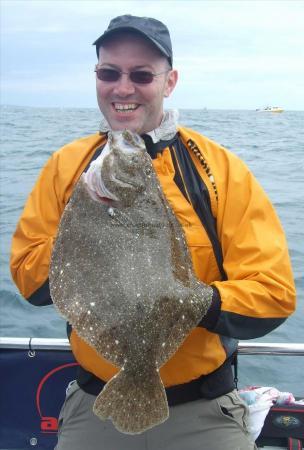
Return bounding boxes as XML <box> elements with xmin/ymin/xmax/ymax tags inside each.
<box><xmin>0</xmin><ymin>105</ymin><xmax>303</xmax><ymax>396</ymax></box>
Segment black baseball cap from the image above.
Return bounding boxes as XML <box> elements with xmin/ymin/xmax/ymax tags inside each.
<box><xmin>93</xmin><ymin>15</ymin><xmax>173</xmax><ymax>67</ymax></box>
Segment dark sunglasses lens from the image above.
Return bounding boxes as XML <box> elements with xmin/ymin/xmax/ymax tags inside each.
<box><xmin>130</xmin><ymin>71</ymin><xmax>154</xmax><ymax>84</ymax></box>
<box><xmin>96</xmin><ymin>69</ymin><xmax>120</xmax><ymax>82</ymax></box>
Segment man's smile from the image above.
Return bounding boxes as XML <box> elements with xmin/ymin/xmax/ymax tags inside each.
<box><xmin>113</xmin><ymin>102</ymin><xmax>140</xmax><ymax>113</ymax></box>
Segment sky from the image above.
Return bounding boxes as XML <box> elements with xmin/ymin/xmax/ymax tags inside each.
<box><xmin>1</xmin><ymin>0</ymin><xmax>304</xmax><ymax>110</ymax></box>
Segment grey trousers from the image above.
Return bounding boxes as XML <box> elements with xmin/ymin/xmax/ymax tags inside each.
<box><xmin>55</xmin><ymin>381</ymin><xmax>258</xmax><ymax>450</ymax></box>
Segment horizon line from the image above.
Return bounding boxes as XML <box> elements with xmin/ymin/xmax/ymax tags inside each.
<box><xmin>1</xmin><ymin>104</ymin><xmax>303</xmax><ymax>112</ymax></box>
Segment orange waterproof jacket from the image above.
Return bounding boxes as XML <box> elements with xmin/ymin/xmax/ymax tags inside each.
<box><xmin>10</xmin><ymin>127</ymin><xmax>296</xmax><ymax>387</ymax></box>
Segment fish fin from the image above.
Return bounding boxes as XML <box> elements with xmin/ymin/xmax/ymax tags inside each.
<box><xmin>93</xmin><ymin>368</ymin><xmax>168</xmax><ymax>434</ymax></box>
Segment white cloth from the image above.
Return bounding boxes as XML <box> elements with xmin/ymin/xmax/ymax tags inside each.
<box><xmin>98</xmin><ymin>109</ymin><xmax>179</xmax><ymax>142</ymax></box>
<box><xmin>239</xmin><ymin>386</ymin><xmax>296</xmax><ymax>441</ymax></box>
<box><xmin>83</xmin><ymin>110</ymin><xmax>179</xmax><ymax>202</ymax></box>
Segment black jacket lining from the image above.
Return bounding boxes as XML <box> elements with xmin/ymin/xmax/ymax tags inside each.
<box><xmin>141</xmin><ymin>134</ymin><xmax>177</xmax><ymax>159</ymax></box>
<box><xmin>172</xmin><ymin>138</ymin><xmax>227</xmax><ymax>281</ymax></box>
<box><xmin>169</xmin><ymin>145</ymin><xmax>191</xmax><ymax>203</ymax></box>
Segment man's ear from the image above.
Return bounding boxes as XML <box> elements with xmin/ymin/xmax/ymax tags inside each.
<box><xmin>164</xmin><ymin>69</ymin><xmax>178</xmax><ymax>98</ymax></box>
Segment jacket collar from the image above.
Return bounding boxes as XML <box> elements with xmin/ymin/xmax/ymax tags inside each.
<box><xmin>99</xmin><ymin>109</ymin><xmax>179</xmax><ymax>158</ymax></box>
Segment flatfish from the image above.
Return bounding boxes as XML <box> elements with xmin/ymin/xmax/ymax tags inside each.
<box><xmin>49</xmin><ymin>130</ymin><xmax>212</xmax><ymax>434</ymax></box>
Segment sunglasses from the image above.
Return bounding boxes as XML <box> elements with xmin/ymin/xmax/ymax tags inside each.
<box><xmin>94</xmin><ymin>66</ymin><xmax>170</xmax><ymax>84</ymax></box>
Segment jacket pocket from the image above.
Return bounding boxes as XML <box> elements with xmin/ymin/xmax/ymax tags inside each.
<box><xmin>216</xmin><ymin>390</ymin><xmax>250</xmax><ymax>435</ymax></box>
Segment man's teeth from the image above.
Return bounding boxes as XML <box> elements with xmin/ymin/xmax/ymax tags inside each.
<box><xmin>114</xmin><ymin>103</ymin><xmax>138</xmax><ymax>112</ymax></box>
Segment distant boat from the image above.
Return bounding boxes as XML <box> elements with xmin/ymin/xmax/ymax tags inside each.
<box><xmin>256</xmin><ymin>106</ymin><xmax>284</xmax><ymax>113</ymax></box>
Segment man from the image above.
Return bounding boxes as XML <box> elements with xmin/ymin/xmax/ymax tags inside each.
<box><xmin>10</xmin><ymin>15</ymin><xmax>295</xmax><ymax>450</ymax></box>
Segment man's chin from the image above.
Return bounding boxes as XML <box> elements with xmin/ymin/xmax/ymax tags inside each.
<box><xmin>109</xmin><ymin>121</ymin><xmax>144</xmax><ymax>135</ymax></box>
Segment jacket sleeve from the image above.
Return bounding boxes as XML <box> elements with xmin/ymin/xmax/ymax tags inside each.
<box><xmin>200</xmin><ymin>148</ymin><xmax>296</xmax><ymax>340</ymax></box>
<box><xmin>10</xmin><ymin>134</ymin><xmax>105</xmax><ymax>306</ymax></box>
<box><xmin>10</xmin><ymin>153</ymin><xmax>64</xmax><ymax>305</ymax></box>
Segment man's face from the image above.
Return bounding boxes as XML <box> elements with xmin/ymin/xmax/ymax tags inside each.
<box><xmin>96</xmin><ymin>33</ymin><xmax>178</xmax><ymax>135</ymax></box>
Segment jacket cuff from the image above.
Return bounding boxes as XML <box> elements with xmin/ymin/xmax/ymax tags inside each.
<box><xmin>198</xmin><ymin>286</ymin><xmax>221</xmax><ymax>330</ymax></box>
<box><xmin>27</xmin><ymin>279</ymin><xmax>53</xmax><ymax>306</ymax></box>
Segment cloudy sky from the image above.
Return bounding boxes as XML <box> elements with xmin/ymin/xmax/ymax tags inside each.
<box><xmin>1</xmin><ymin>0</ymin><xmax>304</xmax><ymax>110</ymax></box>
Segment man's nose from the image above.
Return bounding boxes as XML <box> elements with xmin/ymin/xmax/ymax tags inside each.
<box><xmin>113</xmin><ymin>73</ymin><xmax>136</xmax><ymax>96</ymax></box>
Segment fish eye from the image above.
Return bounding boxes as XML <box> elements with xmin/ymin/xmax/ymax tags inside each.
<box><xmin>131</xmin><ymin>156</ymin><xmax>139</xmax><ymax>164</ymax></box>
<box><xmin>145</xmin><ymin>167</ymin><xmax>152</xmax><ymax>175</ymax></box>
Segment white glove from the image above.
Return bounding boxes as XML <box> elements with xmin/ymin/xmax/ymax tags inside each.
<box><xmin>82</xmin><ymin>141</ymin><xmax>118</xmax><ymax>203</ymax></box>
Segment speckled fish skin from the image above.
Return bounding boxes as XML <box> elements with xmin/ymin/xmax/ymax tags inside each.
<box><xmin>49</xmin><ymin>130</ymin><xmax>213</xmax><ymax>434</ymax></box>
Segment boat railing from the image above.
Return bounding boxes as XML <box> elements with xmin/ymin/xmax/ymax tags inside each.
<box><xmin>0</xmin><ymin>337</ymin><xmax>304</xmax><ymax>356</ymax></box>
<box><xmin>1</xmin><ymin>337</ymin><xmax>303</xmax><ymax>450</ymax></box>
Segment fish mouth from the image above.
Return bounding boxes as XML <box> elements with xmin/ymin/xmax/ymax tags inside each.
<box><xmin>111</xmin><ymin>175</ymin><xmax>139</xmax><ymax>189</ymax></box>
<box><xmin>96</xmin><ymin>195</ymin><xmax>116</xmax><ymax>205</ymax></box>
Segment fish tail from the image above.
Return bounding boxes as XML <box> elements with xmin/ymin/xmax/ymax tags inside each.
<box><xmin>93</xmin><ymin>368</ymin><xmax>168</xmax><ymax>434</ymax></box>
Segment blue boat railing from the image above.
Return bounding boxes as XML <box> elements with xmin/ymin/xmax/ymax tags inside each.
<box><xmin>0</xmin><ymin>338</ymin><xmax>303</xmax><ymax>449</ymax></box>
